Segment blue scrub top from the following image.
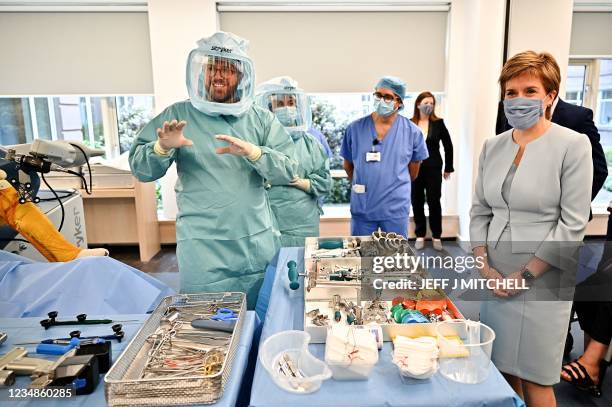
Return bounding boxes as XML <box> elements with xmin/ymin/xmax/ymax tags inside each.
<box><xmin>340</xmin><ymin>114</ymin><xmax>428</xmax><ymax>221</ymax></box>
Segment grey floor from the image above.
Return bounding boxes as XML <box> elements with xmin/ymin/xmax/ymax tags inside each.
<box><xmin>107</xmin><ymin>241</ymin><xmax>612</xmax><ymax>406</ymax></box>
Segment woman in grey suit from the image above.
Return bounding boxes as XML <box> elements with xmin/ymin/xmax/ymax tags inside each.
<box><xmin>470</xmin><ymin>51</ymin><xmax>592</xmax><ymax>407</ymax></box>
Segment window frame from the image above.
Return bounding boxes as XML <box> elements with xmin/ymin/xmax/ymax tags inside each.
<box><xmin>569</xmin><ymin>59</ymin><xmax>596</xmax><ymax>108</ymax></box>
<box><xmin>569</xmin><ymin>58</ymin><xmax>612</xmax><ymax>212</ymax></box>
<box><xmin>0</xmin><ymin>94</ymin><xmax>153</xmax><ymax>159</ymax></box>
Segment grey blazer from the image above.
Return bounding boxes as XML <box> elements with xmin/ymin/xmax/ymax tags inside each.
<box><xmin>470</xmin><ymin>123</ymin><xmax>593</xmax><ymax>269</ymax></box>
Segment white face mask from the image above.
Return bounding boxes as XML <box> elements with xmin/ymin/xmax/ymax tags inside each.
<box><xmin>274</xmin><ymin>106</ymin><xmax>298</xmax><ymax>127</ymax></box>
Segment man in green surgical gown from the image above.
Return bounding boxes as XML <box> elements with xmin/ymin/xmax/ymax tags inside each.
<box><xmin>129</xmin><ymin>32</ymin><xmax>296</xmax><ymax>309</ymax></box>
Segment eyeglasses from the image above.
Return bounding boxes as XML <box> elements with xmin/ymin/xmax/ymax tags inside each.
<box><xmin>373</xmin><ymin>92</ymin><xmax>398</xmax><ymax>103</ymax></box>
<box><xmin>204</xmin><ymin>63</ymin><xmax>238</xmax><ymax>77</ymax></box>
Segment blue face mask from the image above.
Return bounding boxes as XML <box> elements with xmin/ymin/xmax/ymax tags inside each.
<box><xmin>503</xmin><ymin>97</ymin><xmax>544</xmax><ymax>130</ymax></box>
<box><xmin>274</xmin><ymin>106</ymin><xmax>298</xmax><ymax>127</ymax></box>
<box><xmin>374</xmin><ymin>99</ymin><xmax>396</xmax><ymax>117</ymax></box>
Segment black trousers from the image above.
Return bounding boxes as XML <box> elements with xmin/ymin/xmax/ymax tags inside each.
<box><xmin>411</xmin><ymin>167</ymin><xmax>442</xmax><ymax>239</ymax></box>
<box><xmin>575</xmin><ymin>300</ymin><xmax>612</xmax><ymax>345</ymax></box>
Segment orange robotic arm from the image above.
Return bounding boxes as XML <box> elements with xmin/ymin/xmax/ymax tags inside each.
<box><xmin>0</xmin><ymin>170</ymin><xmax>107</xmax><ymax>262</ymax></box>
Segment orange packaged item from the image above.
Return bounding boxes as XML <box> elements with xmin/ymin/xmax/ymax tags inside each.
<box><xmin>402</xmin><ymin>299</ymin><xmax>416</xmax><ymax>310</ymax></box>
<box><xmin>416</xmin><ymin>299</ymin><xmax>447</xmax><ymax>315</ymax></box>
<box><xmin>391</xmin><ymin>296</ymin><xmax>404</xmax><ymax>307</ymax></box>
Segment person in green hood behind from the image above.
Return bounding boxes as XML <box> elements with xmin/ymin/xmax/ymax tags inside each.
<box><xmin>255</xmin><ymin>76</ymin><xmax>331</xmax><ymax>247</ymax></box>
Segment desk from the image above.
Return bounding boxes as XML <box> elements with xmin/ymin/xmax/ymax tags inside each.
<box><xmin>0</xmin><ymin>312</ymin><xmax>258</xmax><ymax>407</ymax></box>
<box><xmin>80</xmin><ymin>178</ymin><xmax>160</xmax><ymax>262</ymax></box>
<box><xmin>250</xmin><ymin>248</ymin><xmax>525</xmax><ymax>407</ymax></box>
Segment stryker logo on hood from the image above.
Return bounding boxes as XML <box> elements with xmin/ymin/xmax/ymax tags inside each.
<box><xmin>211</xmin><ymin>46</ymin><xmax>232</xmax><ymax>53</ymax></box>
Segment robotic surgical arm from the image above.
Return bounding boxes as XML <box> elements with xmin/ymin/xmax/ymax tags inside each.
<box><xmin>0</xmin><ymin>140</ymin><xmax>108</xmax><ymax>261</ymax></box>
<box><xmin>1</xmin><ymin>140</ymin><xmax>103</xmax><ymax>201</ymax></box>
<box><xmin>7</xmin><ymin>139</ymin><xmax>103</xmax><ymax>168</ymax></box>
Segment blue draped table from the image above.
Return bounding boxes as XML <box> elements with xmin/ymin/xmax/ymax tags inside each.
<box><xmin>0</xmin><ymin>311</ymin><xmax>257</xmax><ymax>407</ymax></box>
<box><xmin>250</xmin><ymin>248</ymin><xmax>525</xmax><ymax>407</ymax></box>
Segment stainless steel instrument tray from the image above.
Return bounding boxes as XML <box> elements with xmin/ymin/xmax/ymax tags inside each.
<box><xmin>104</xmin><ymin>292</ymin><xmax>246</xmax><ymax>406</ymax></box>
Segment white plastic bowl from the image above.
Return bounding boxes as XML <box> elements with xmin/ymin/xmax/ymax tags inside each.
<box><xmin>260</xmin><ymin>330</ymin><xmax>332</xmax><ymax>394</ymax></box>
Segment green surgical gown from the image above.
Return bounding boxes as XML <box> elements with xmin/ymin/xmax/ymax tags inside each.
<box><xmin>129</xmin><ymin>101</ymin><xmax>297</xmax><ymax>309</ymax></box>
<box><xmin>267</xmin><ymin>131</ymin><xmax>331</xmax><ymax>247</ymax></box>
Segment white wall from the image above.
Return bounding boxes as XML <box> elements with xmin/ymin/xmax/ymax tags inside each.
<box><xmin>146</xmin><ymin>0</ymin><xmax>218</xmax><ymax>219</ymax></box>
<box><xmin>147</xmin><ymin>0</ymin><xmax>218</xmax><ymax>113</ymax></box>
<box><xmin>445</xmin><ymin>0</ymin><xmax>506</xmax><ymax>241</ymax></box>
<box><xmin>507</xmin><ymin>0</ymin><xmax>574</xmax><ymax>96</ymax></box>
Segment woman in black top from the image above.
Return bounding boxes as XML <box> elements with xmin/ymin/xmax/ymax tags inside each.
<box><xmin>410</xmin><ymin>91</ymin><xmax>454</xmax><ymax>250</ymax></box>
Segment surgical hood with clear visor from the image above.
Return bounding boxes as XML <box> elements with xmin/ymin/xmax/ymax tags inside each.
<box><xmin>255</xmin><ymin>77</ymin><xmax>312</xmax><ymax>133</ymax></box>
<box><xmin>186</xmin><ymin>32</ymin><xmax>255</xmax><ymax>117</ymax></box>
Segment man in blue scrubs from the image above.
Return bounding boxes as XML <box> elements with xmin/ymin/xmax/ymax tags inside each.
<box><xmin>341</xmin><ymin>76</ymin><xmax>428</xmax><ymax>237</ymax></box>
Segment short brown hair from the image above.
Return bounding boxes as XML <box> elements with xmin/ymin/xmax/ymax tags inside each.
<box><xmin>499</xmin><ymin>51</ymin><xmax>560</xmax><ymax>119</ymax></box>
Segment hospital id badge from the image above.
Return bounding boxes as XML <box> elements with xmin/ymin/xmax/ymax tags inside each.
<box><xmin>352</xmin><ymin>184</ymin><xmax>366</xmax><ymax>194</ymax></box>
<box><xmin>366</xmin><ymin>152</ymin><xmax>381</xmax><ymax>162</ymax></box>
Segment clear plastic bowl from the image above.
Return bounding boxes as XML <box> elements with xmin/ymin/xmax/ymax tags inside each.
<box><xmin>435</xmin><ymin>320</ymin><xmax>495</xmax><ymax>384</ymax></box>
<box><xmin>260</xmin><ymin>330</ymin><xmax>332</xmax><ymax>394</ymax></box>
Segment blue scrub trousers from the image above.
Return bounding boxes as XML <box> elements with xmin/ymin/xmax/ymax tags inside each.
<box><xmin>350</xmin><ymin>216</ymin><xmax>408</xmax><ymax>237</ymax></box>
